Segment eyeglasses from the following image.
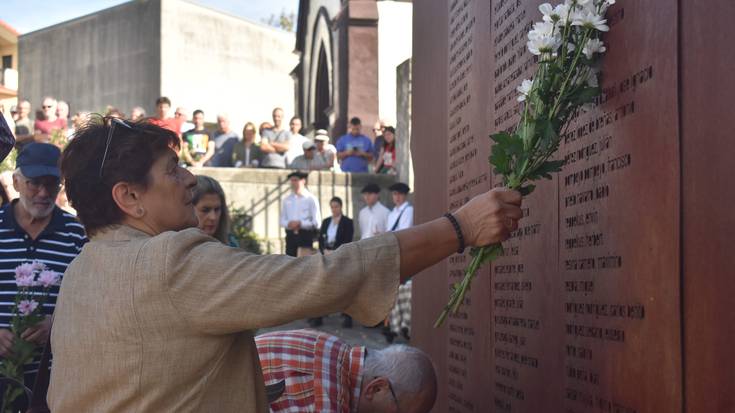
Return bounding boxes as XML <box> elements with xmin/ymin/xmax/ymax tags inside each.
<box><xmin>386</xmin><ymin>379</ymin><xmax>401</xmax><ymax>413</ymax></box>
<box><xmin>25</xmin><ymin>177</ymin><xmax>61</xmax><ymax>193</ymax></box>
<box><xmin>99</xmin><ymin>118</ymin><xmax>133</xmax><ymax>178</ymax></box>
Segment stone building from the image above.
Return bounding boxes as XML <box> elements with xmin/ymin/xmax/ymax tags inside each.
<box><xmin>18</xmin><ymin>0</ymin><xmax>298</xmax><ymax>130</ymax></box>
<box><xmin>293</xmin><ymin>0</ymin><xmax>412</xmax><ymax>137</ymax></box>
<box><xmin>0</xmin><ymin>20</ymin><xmax>19</xmax><ymax>112</ymax></box>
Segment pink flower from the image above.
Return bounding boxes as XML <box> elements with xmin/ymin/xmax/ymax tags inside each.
<box><xmin>14</xmin><ymin>263</ymin><xmax>36</xmax><ymax>287</ymax></box>
<box><xmin>15</xmin><ymin>263</ymin><xmax>34</xmax><ymax>278</ymax></box>
<box><xmin>36</xmin><ymin>270</ymin><xmax>60</xmax><ymax>288</ymax></box>
<box><xmin>18</xmin><ymin>300</ymin><xmax>39</xmax><ymax>316</ymax></box>
<box><xmin>31</xmin><ymin>261</ymin><xmax>46</xmax><ymax>272</ymax></box>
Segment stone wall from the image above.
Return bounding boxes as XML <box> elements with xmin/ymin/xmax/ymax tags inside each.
<box><xmin>160</xmin><ymin>0</ymin><xmax>297</xmax><ymax>129</ymax></box>
<box><xmin>19</xmin><ymin>0</ymin><xmax>161</xmax><ymax>114</ymax></box>
<box><xmin>194</xmin><ymin>167</ymin><xmax>397</xmax><ymax>253</ymax></box>
<box><xmin>18</xmin><ymin>0</ymin><xmax>296</xmax><ymax>129</ymax></box>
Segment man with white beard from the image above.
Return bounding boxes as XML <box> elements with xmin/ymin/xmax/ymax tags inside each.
<box><xmin>0</xmin><ymin>143</ymin><xmax>87</xmax><ymax>409</ymax></box>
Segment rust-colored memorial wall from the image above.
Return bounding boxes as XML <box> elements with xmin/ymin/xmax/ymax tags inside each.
<box><xmin>411</xmin><ymin>1</ymin><xmax>735</xmax><ymax>412</ymax></box>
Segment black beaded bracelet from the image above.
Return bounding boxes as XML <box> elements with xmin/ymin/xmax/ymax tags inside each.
<box><xmin>443</xmin><ymin>212</ymin><xmax>466</xmax><ymax>254</ymax></box>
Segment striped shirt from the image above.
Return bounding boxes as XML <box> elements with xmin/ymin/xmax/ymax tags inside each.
<box><xmin>0</xmin><ymin>201</ymin><xmax>87</xmax><ymax>376</ymax></box>
<box><xmin>256</xmin><ymin>330</ymin><xmax>365</xmax><ymax>413</ymax></box>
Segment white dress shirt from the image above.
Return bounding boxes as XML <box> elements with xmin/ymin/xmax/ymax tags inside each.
<box><xmin>359</xmin><ymin>201</ymin><xmax>391</xmax><ymax>240</ymax></box>
<box><xmin>386</xmin><ymin>202</ymin><xmax>414</xmax><ymax>232</ymax></box>
<box><xmin>326</xmin><ymin>218</ymin><xmax>339</xmax><ymax>244</ymax></box>
<box><xmin>280</xmin><ymin>189</ymin><xmax>321</xmax><ymax>230</ymax></box>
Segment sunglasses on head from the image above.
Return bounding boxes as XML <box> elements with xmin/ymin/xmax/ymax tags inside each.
<box><xmin>99</xmin><ymin>118</ymin><xmax>134</xmax><ymax>178</ymax></box>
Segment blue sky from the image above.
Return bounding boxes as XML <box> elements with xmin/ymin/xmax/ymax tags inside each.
<box><xmin>0</xmin><ymin>0</ymin><xmax>299</xmax><ymax>34</ymax></box>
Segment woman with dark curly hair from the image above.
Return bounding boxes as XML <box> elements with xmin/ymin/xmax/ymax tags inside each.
<box><xmin>48</xmin><ymin>117</ymin><xmax>522</xmax><ymax>413</ymax></box>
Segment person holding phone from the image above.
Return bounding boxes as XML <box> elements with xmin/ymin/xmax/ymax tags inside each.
<box><xmin>336</xmin><ymin>117</ymin><xmax>373</xmax><ymax>173</ymax></box>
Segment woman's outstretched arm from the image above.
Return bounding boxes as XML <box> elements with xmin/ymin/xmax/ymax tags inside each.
<box><xmin>395</xmin><ymin>188</ymin><xmax>522</xmax><ymax>281</ymax></box>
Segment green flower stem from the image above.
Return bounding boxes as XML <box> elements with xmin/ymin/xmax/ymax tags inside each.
<box><xmin>548</xmin><ymin>28</ymin><xmax>592</xmax><ymax>118</ymax></box>
<box><xmin>434</xmin><ymin>243</ymin><xmax>505</xmax><ymax>328</ymax></box>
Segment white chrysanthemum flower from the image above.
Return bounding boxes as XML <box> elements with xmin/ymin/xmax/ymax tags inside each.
<box><xmin>582</xmin><ymin>38</ymin><xmax>606</xmax><ymax>58</ymax></box>
<box><xmin>553</xmin><ymin>4</ymin><xmax>572</xmax><ymax>24</ymax></box>
<box><xmin>528</xmin><ymin>21</ymin><xmax>555</xmax><ymax>40</ymax></box>
<box><xmin>542</xmin><ymin>3</ymin><xmax>572</xmax><ymax>25</ymax></box>
<box><xmin>527</xmin><ymin>34</ymin><xmax>562</xmax><ymax>56</ymax></box>
<box><xmin>539</xmin><ymin>3</ymin><xmax>554</xmax><ymax>19</ymax></box>
<box><xmin>517</xmin><ymin>79</ymin><xmax>533</xmax><ymax>102</ymax></box>
<box><xmin>572</xmin><ymin>11</ymin><xmax>609</xmax><ymax>31</ymax></box>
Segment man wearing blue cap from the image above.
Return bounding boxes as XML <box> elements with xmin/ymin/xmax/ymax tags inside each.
<box><xmin>0</xmin><ymin>143</ymin><xmax>87</xmax><ymax>401</ymax></box>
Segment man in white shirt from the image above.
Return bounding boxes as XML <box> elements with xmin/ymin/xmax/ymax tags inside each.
<box><xmin>358</xmin><ymin>183</ymin><xmax>390</xmax><ymax>240</ymax></box>
<box><xmin>285</xmin><ymin>117</ymin><xmax>310</xmax><ymax>167</ymax></box>
<box><xmin>280</xmin><ymin>171</ymin><xmax>321</xmax><ymax>257</ymax></box>
<box><xmin>386</xmin><ymin>182</ymin><xmax>414</xmax><ymax>232</ymax></box>
<box><xmin>385</xmin><ymin>182</ymin><xmax>414</xmax><ymax>343</ymax></box>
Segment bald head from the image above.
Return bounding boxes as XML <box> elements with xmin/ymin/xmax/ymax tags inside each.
<box><xmin>358</xmin><ymin>345</ymin><xmax>437</xmax><ymax>413</ymax></box>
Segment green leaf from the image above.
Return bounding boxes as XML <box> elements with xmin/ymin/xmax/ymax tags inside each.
<box><xmin>506</xmin><ymin>134</ymin><xmax>525</xmax><ymax>157</ymax></box>
<box><xmin>516</xmin><ymin>121</ymin><xmax>535</xmax><ymax>145</ymax></box>
<box><xmin>490</xmin><ymin>131</ymin><xmax>513</xmax><ymax>146</ymax></box>
<box><xmin>489</xmin><ymin>146</ymin><xmax>510</xmax><ymax>175</ymax></box>
<box><xmin>535</xmin><ymin>119</ymin><xmax>559</xmax><ymax>151</ymax></box>
<box><xmin>570</xmin><ymin>86</ymin><xmax>601</xmax><ymax>106</ymax></box>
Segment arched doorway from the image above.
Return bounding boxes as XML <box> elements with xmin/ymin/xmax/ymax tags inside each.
<box><xmin>314</xmin><ymin>45</ymin><xmax>330</xmax><ymax>130</ymax></box>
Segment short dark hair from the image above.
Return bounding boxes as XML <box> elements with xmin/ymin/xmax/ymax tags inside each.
<box><xmin>61</xmin><ymin>116</ymin><xmax>180</xmax><ymax>236</ymax></box>
<box><xmin>361</xmin><ymin>183</ymin><xmax>381</xmax><ymax>194</ymax></box>
<box><xmin>383</xmin><ymin>126</ymin><xmax>396</xmax><ymax>134</ymax></box>
<box><xmin>156</xmin><ymin>96</ymin><xmax>171</xmax><ymax>107</ymax></box>
<box><xmin>193</xmin><ymin>109</ymin><xmax>204</xmax><ymax>117</ymax></box>
<box><xmin>350</xmin><ymin>117</ymin><xmax>361</xmax><ymax>126</ymax></box>
<box><xmin>330</xmin><ymin>196</ymin><xmax>343</xmax><ymax>206</ymax></box>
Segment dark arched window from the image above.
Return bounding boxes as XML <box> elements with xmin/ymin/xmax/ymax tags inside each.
<box><xmin>314</xmin><ymin>44</ymin><xmax>330</xmax><ymax>130</ymax></box>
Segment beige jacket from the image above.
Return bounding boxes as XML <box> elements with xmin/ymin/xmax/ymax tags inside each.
<box><xmin>48</xmin><ymin>226</ymin><xmax>400</xmax><ymax>412</ymax></box>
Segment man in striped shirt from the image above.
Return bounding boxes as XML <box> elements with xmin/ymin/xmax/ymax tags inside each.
<box><xmin>0</xmin><ymin>143</ymin><xmax>87</xmax><ymax>393</ymax></box>
<box><xmin>256</xmin><ymin>329</ymin><xmax>437</xmax><ymax>413</ymax></box>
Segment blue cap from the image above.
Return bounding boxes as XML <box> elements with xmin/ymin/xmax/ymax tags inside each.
<box><xmin>16</xmin><ymin>143</ymin><xmax>61</xmax><ymax>178</ymax></box>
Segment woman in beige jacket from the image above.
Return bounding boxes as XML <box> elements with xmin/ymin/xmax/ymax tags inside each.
<box><xmin>48</xmin><ymin>118</ymin><xmax>522</xmax><ymax>413</ymax></box>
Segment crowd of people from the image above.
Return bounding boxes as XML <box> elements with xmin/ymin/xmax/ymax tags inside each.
<box><xmin>2</xmin><ymin>95</ymin><xmax>400</xmax><ymax>175</ymax></box>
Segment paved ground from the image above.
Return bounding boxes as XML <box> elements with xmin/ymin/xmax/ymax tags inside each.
<box><xmin>259</xmin><ymin>313</ymin><xmax>410</xmax><ymax>350</ymax></box>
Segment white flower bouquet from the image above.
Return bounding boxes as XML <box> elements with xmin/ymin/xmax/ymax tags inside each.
<box><xmin>0</xmin><ymin>261</ymin><xmax>60</xmax><ymax>411</ymax></box>
<box><xmin>436</xmin><ymin>0</ymin><xmax>615</xmax><ymax>327</ymax></box>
